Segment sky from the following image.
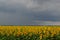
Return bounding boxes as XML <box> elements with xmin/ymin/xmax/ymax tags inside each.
<box><xmin>0</xmin><ymin>0</ymin><xmax>60</xmax><ymax>25</ymax></box>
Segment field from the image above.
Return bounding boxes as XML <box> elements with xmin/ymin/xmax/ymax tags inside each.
<box><xmin>0</xmin><ymin>26</ymin><xmax>60</xmax><ymax>40</ymax></box>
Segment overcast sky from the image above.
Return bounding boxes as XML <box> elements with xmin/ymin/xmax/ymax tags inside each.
<box><xmin>0</xmin><ymin>0</ymin><xmax>60</xmax><ymax>25</ymax></box>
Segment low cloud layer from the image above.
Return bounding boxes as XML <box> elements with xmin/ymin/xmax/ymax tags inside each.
<box><xmin>0</xmin><ymin>0</ymin><xmax>60</xmax><ymax>25</ymax></box>
<box><xmin>34</xmin><ymin>21</ymin><xmax>60</xmax><ymax>25</ymax></box>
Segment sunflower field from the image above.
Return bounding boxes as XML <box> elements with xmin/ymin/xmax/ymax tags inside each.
<box><xmin>0</xmin><ymin>26</ymin><xmax>60</xmax><ymax>40</ymax></box>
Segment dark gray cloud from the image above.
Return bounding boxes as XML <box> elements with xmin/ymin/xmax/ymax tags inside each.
<box><xmin>33</xmin><ymin>10</ymin><xmax>60</xmax><ymax>21</ymax></box>
<box><xmin>0</xmin><ymin>0</ymin><xmax>35</xmax><ymax>25</ymax></box>
<box><xmin>0</xmin><ymin>0</ymin><xmax>60</xmax><ymax>25</ymax></box>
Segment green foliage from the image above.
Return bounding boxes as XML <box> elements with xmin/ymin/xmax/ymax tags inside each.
<box><xmin>0</xmin><ymin>33</ymin><xmax>60</xmax><ymax>40</ymax></box>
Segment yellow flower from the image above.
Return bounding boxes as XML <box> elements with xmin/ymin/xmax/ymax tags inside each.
<box><xmin>16</xmin><ymin>32</ymin><xmax>21</xmax><ymax>37</ymax></box>
<box><xmin>29</xmin><ymin>33</ymin><xmax>32</xmax><ymax>37</ymax></box>
<box><xmin>40</xmin><ymin>34</ymin><xmax>43</xmax><ymax>40</ymax></box>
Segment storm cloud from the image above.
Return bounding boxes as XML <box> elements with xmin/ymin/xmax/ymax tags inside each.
<box><xmin>0</xmin><ymin>0</ymin><xmax>60</xmax><ymax>25</ymax></box>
